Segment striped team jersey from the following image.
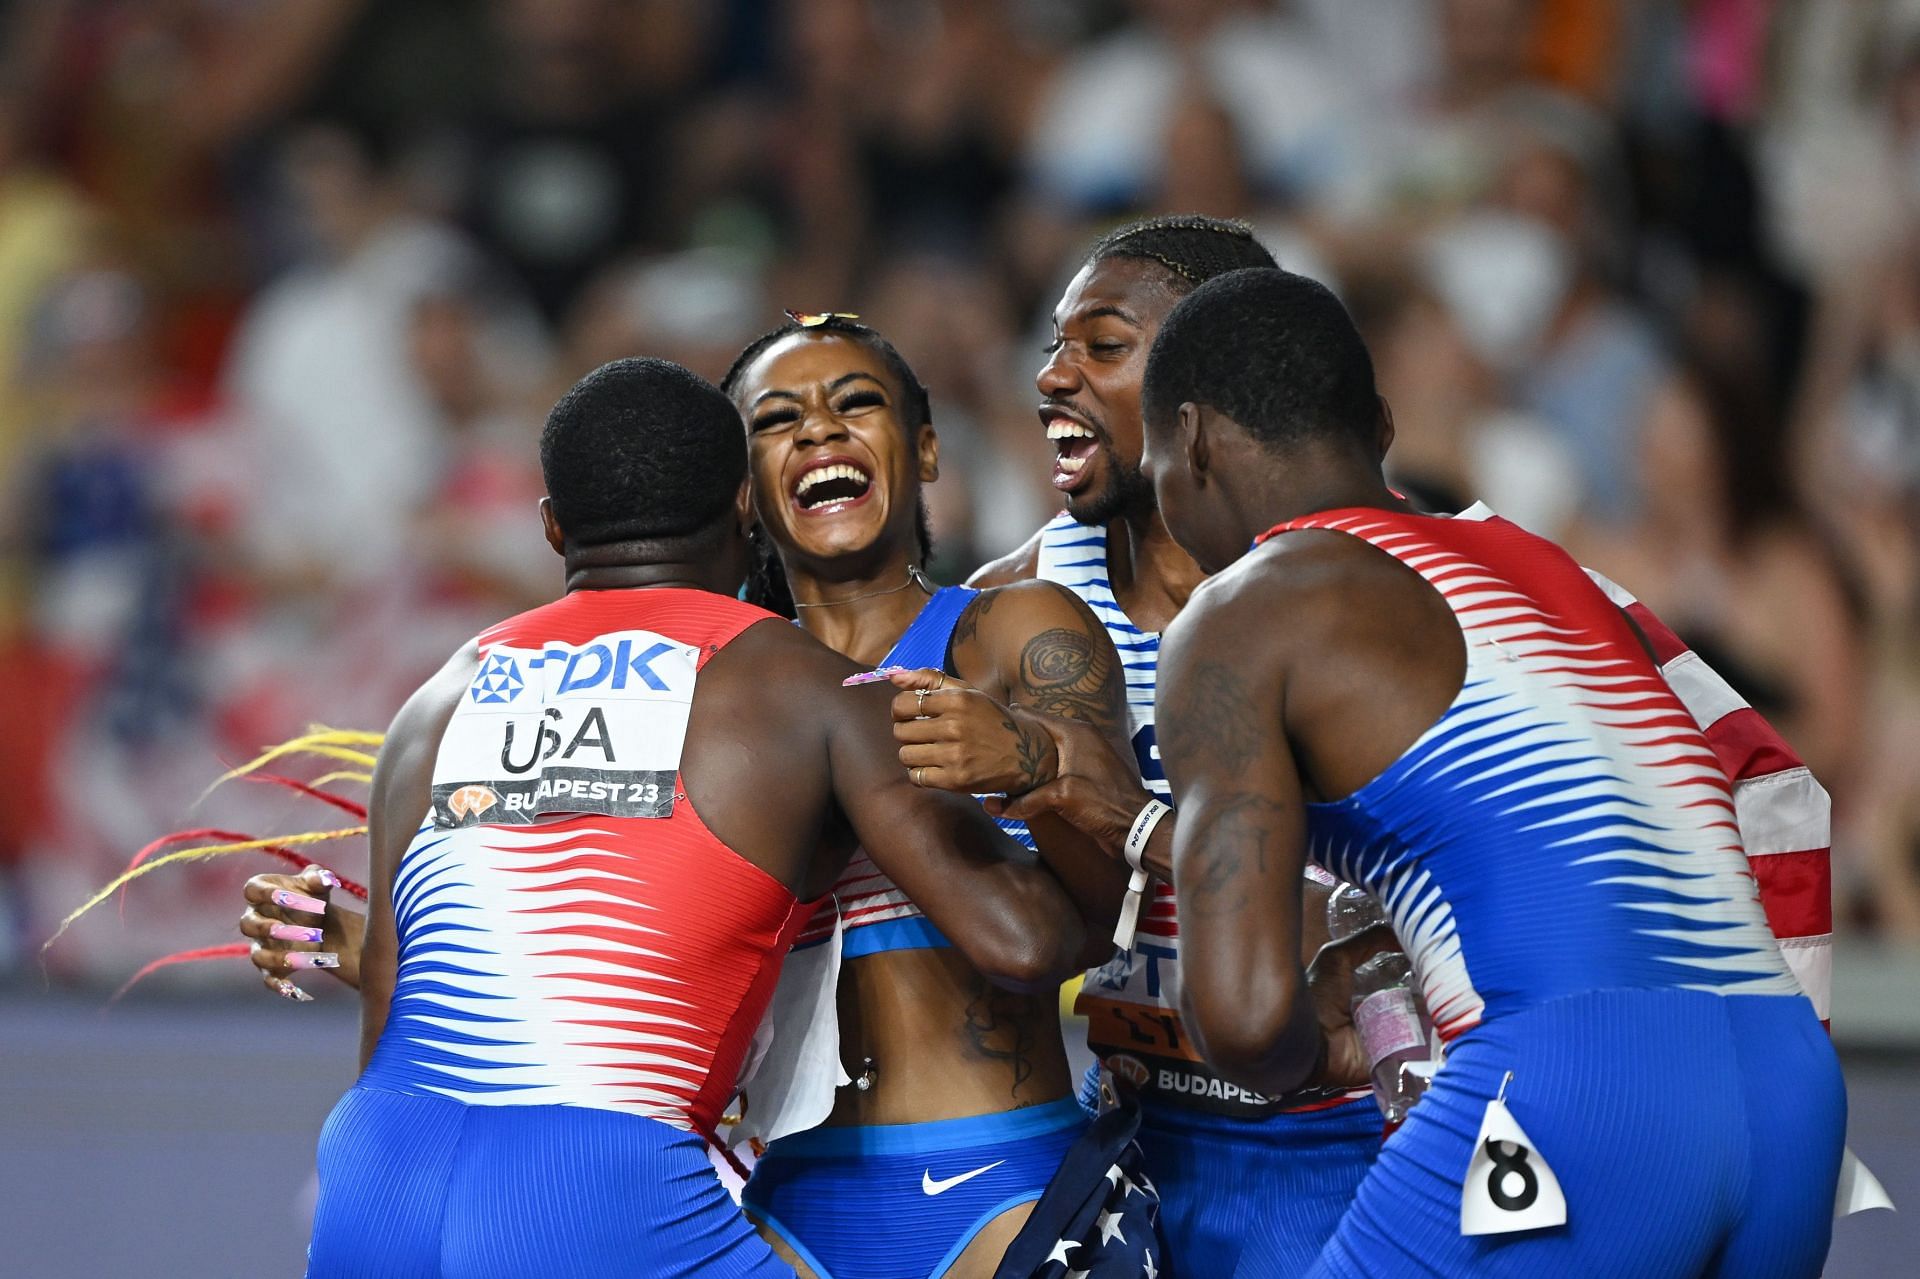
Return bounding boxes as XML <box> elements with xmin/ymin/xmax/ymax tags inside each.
<box><xmin>1265</xmin><ymin>509</ymin><xmax>1803</xmax><ymax>1037</ymax></box>
<box><xmin>790</xmin><ymin>586</ymin><xmax>1038</xmax><ymax>960</ymax></box>
<box><xmin>360</xmin><ymin>589</ymin><xmax>821</xmax><ymax>1137</ymax></box>
<box><xmin>1036</xmin><ymin>513</ymin><xmax>1350</xmax><ymax>1116</ymax></box>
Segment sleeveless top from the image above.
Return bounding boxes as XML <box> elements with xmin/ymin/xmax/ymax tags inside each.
<box><xmin>1261</xmin><ymin>508</ymin><xmax>1801</xmax><ymax>1040</ymax></box>
<box><xmin>1036</xmin><ymin>512</ymin><xmax>1354</xmax><ymax>1116</ymax></box>
<box><xmin>790</xmin><ymin>585</ymin><xmax>1039</xmax><ymax>961</ymax></box>
<box><xmin>359</xmin><ymin>588</ymin><xmax>822</xmax><ymax>1136</ymax></box>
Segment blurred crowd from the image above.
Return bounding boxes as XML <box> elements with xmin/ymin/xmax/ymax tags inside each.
<box><xmin>5</xmin><ymin>0</ymin><xmax>1920</xmax><ymax>981</ymax></box>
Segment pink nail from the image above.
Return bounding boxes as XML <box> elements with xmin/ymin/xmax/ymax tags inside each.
<box><xmin>843</xmin><ymin>666</ymin><xmax>907</xmax><ymax>687</ymax></box>
<box><xmin>313</xmin><ymin>866</ymin><xmax>342</xmax><ymax>889</ymax></box>
<box><xmin>269</xmin><ymin>923</ymin><xmax>324</xmax><ymax>943</ymax></box>
<box><xmin>286</xmin><ymin>952</ymin><xmax>339</xmax><ymax>970</ymax></box>
<box><xmin>272</xmin><ymin>979</ymin><xmax>314</xmax><ymax>1003</ymax></box>
<box><xmin>273</xmin><ymin>890</ymin><xmax>327</xmax><ymax>914</ymax></box>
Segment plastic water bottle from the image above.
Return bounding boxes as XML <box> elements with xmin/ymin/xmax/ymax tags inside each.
<box><xmin>1325</xmin><ymin>881</ymin><xmax>1389</xmax><ymax>943</ymax></box>
<box><xmin>1350</xmin><ymin>951</ymin><xmax>1434</xmax><ymax>1134</ymax></box>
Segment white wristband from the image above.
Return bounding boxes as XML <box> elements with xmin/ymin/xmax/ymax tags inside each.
<box><xmin>1114</xmin><ymin>799</ymin><xmax>1172</xmax><ymax>948</ymax></box>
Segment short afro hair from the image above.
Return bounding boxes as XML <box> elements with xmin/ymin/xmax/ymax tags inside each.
<box><xmin>1084</xmin><ymin>214</ymin><xmax>1277</xmax><ymax>294</ymax></box>
<box><xmin>1143</xmin><ymin>267</ymin><xmax>1381</xmax><ymax>453</ymax></box>
<box><xmin>540</xmin><ymin>357</ymin><xmax>746</xmax><ymax>546</ymax></box>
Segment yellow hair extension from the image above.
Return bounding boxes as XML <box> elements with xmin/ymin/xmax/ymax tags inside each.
<box><xmin>309</xmin><ymin>770</ymin><xmax>376</xmax><ymax>788</ymax></box>
<box><xmin>198</xmin><ymin>727</ymin><xmax>383</xmax><ymax>803</ymax></box>
<box><xmin>43</xmin><ymin>827</ymin><xmax>366</xmax><ymax>954</ymax></box>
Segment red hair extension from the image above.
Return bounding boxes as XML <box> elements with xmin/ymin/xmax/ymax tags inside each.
<box><xmin>108</xmin><ymin>942</ymin><xmax>251</xmax><ymax>1004</ymax></box>
<box><xmin>237</xmin><ymin>771</ymin><xmax>370</xmax><ymax>820</ymax></box>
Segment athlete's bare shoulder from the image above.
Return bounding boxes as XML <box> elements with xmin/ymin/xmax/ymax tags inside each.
<box><xmin>380</xmin><ymin>640</ymin><xmax>482</xmax><ymax>793</ymax></box>
<box><xmin>967</xmin><ymin>525</ymin><xmax>1046</xmax><ymax>588</ymax></box>
<box><xmin>950</xmin><ymin>577</ymin><xmax>1124</xmax><ymax>730</ymax></box>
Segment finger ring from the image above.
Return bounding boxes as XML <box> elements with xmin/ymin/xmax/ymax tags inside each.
<box><xmin>912</xmin><ymin>766</ymin><xmax>926</xmax><ymax>787</ymax></box>
<box><xmin>935</xmin><ymin>672</ymin><xmax>948</xmax><ymax>690</ymax></box>
<box><xmin>915</xmin><ymin>688</ymin><xmax>930</xmax><ymax>711</ymax></box>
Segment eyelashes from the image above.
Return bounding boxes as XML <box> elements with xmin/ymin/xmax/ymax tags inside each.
<box><xmin>750</xmin><ymin>392</ymin><xmax>886</xmax><ymax>433</ymax></box>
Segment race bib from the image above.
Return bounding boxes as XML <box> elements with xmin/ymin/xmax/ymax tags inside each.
<box><xmin>1461</xmin><ymin>1083</ymin><xmax>1566</xmax><ymax>1236</ymax></box>
<box><xmin>430</xmin><ymin>631</ymin><xmax>701</xmax><ymax>827</ymax></box>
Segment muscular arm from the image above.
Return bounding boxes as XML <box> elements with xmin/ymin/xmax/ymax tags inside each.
<box><xmin>357</xmin><ymin>643</ymin><xmax>476</xmax><ymax>1070</ymax></box>
<box><xmin>957</xmin><ymin>579</ymin><xmax>1135</xmax><ymax>951</ymax></box>
<box><xmin>826</xmin><ymin>674</ymin><xmax>1087</xmax><ymax>992</ymax></box>
<box><xmin>1156</xmin><ymin>583</ymin><xmax>1320</xmax><ymax>1094</ymax></box>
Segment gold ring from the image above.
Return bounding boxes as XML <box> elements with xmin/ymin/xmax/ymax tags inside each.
<box><xmin>935</xmin><ymin>672</ymin><xmax>948</xmax><ymax>690</ymax></box>
<box><xmin>915</xmin><ymin>688</ymin><xmax>931</xmax><ymax>711</ymax></box>
<box><xmin>912</xmin><ymin>766</ymin><xmax>926</xmax><ymax>787</ymax></box>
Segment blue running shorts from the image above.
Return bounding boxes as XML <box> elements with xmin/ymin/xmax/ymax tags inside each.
<box><xmin>1302</xmin><ymin>989</ymin><xmax>1845</xmax><ymax>1279</ymax></box>
<box><xmin>742</xmin><ymin>1098</ymin><xmax>1086</xmax><ymax>1279</ymax></box>
<box><xmin>307</xmin><ymin>1085</ymin><xmax>793</xmax><ymax>1278</ymax></box>
<box><xmin>1130</xmin><ymin>1093</ymin><xmax>1381</xmax><ymax>1277</ymax></box>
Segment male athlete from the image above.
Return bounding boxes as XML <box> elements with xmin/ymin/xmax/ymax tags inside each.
<box><xmin>1136</xmin><ymin>266</ymin><xmax>1845</xmax><ymax>1276</ymax></box>
<box><xmin>956</xmin><ymin>217</ymin><xmax>1385</xmax><ymax>1275</ymax></box>
<box><xmin>300</xmin><ymin>357</ymin><xmax>1088</xmax><ymax>1277</ymax></box>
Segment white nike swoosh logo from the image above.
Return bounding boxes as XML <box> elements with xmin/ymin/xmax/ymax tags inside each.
<box><xmin>922</xmin><ymin>1159</ymin><xmax>1006</xmax><ymax>1196</ymax></box>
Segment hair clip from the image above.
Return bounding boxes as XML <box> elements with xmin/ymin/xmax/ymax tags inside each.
<box><xmin>785</xmin><ymin>310</ymin><xmax>860</xmax><ymax>328</ymax></box>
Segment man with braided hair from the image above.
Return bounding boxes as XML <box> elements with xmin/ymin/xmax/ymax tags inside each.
<box><xmin>943</xmin><ymin>216</ymin><xmax>1390</xmax><ymax>1275</ymax></box>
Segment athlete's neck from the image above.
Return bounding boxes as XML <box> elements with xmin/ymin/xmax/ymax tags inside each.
<box><xmin>1107</xmin><ymin>505</ymin><xmax>1207</xmax><ymax>633</ymax></box>
<box><xmin>1236</xmin><ymin>468</ymin><xmax>1407</xmax><ymax>549</ymax></box>
<box><xmin>787</xmin><ymin>546</ymin><xmax>933</xmax><ymax>668</ymax></box>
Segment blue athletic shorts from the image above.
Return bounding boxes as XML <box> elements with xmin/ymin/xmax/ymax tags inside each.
<box><xmin>741</xmin><ymin>1098</ymin><xmax>1087</xmax><ymax>1279</ymax></box>
<box><xmin>1128</xmin><ymin>1092</ymin><xmax>1381</xmax><ymax>1278</ymax></box>
<box><xmin>1302</xmin><ymin>989</ymin><xmax>1846</xmax><ymax>1279</ymax></box>
<box><xmin>307</xmin><ymin>1085</ymin><xmax>792</xmax><ymax>1278</ymax></box>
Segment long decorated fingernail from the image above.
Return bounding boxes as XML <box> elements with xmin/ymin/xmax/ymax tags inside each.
<box><xmin>272</xmin><ymin>979</ymin><xmax>314</xmax><ymax>1003</ymax></box>
<box><xmin>269</xmin><ymin>923</ymin><xmax>325</xmax><ymax>944</ymax></box>
<box><xmin>273</xmin><ymin>890</ymin><xmax>328</xmax><ymax>914</ymax></box>
<box><xmin>843</xmin><ymin>666</ymin><xmax>907</xmax><ymax>687</ymax></box>
<box><xmin>312</xmin><ymin>866</ymin><xmax>342</xmax><ymax>889</ymax></box>
<box><xmin>286</xmin><ymin>952</ymin><xmax>339</xmax><ymax>970</ymax></box>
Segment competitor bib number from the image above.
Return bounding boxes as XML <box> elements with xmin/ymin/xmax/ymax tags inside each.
<box><xmin>1461</xmin><ymin>1090</ymin><xmax>1566</xmax><ymax>1236</ymax></box>
<box><xmin>431</xmin><ymin>631</ymin><xmax>700</xmax><ymax>827</ymax></box>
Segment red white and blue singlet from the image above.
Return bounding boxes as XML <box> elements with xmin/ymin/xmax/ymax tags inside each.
<box><xmin>1262</xmin><ymin>509</ymin><xmax>1844</xmax><ymax>1279</ymax></box>
<box><xmin>307</xmin><ymin>589</ymin><xmax>805</xmax><ymax>1279</ymax></box>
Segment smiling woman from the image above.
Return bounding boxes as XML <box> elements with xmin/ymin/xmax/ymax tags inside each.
<box><xmin>716</xmin><ymin>315</ymin><xmax>1139</xmax><ymax>1279</ymax></box>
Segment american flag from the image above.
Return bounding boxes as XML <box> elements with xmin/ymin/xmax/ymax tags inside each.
<box><xmin>1586</xmin><ymin>570</ymin><xmax>1833</xmax><ymax>1024</ymax></box>
<box><xmin>994</xmin><ymin>1101</ymin><xmax>1165</xmax><ymax>1279</ymax></box>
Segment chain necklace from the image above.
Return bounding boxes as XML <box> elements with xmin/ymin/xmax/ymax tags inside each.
<box><xmin>792</xmin><ymin>565</ymin><xmax>935</xmax><ymax>609</ymax></box>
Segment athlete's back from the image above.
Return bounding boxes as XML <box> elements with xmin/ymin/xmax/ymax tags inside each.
<box><xmin>1183</xmin><ymin>509</ymin><xmax>1846</xmax><ymax>1279</ymax></box>
<box><xmin>312</xmin><ymin>588</ymin><xmax>1082</xmax><ymax>1279</ymax></box>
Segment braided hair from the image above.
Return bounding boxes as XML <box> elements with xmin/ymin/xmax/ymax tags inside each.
<box><xmin>1083</xmin><ymin>214</ymin><xmax>1277</xmax><ymax>293</ymax></box>
<box><xmin>721</xmin><ymin>316</ymin><xmax>936</xmax><ymax>618</ymax></box>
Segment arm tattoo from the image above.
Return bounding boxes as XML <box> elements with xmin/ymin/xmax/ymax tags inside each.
<box><xmin>1000</xmin><ymin>706</ymin><xmax>1053</xmax><ymax>792</ymax></box>
<box><xmin>1181</xmin><ymin>792</ymin><xmax>1288</xmax><ymax>920</ymax></box>
<box><xmin>962</xmin><ymin>973</ymin><xmax>1038</xmax><ymax>1098</ymax></box>
<box><xmin>1017</xmin><ymin>627</ymin><xmax>1118</xmax><ymax>727</ymax></box>
<box><xmin>949</xmin><ymin>590</ymin><xmax>997</xmax><ymax>656</ymax></box>
<box><xmin>1160</xmin><ymin>660</ymin><xmax>1262</xmax><ymax>778</ymax></box>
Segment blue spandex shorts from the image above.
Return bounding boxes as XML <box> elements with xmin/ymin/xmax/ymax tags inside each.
<box><xmin>307</xmin><ymin>1086</ymin><xmax>792</xmax><ymax>1279</ymax></box>
<box><xmin>1302</xmin><ymin>989</ymin><xmax>1846</xmax><ymax>1279</ymax></box>
<box><xmin>741</xmin><ymin>1098</ymin><xmax>1086</xmax><ymax>1279</ymax></box>
<box><xmin>1126</xmin><ymin>1091</ymin><xmax>1381</xmax><ymax>1278</ymax></box>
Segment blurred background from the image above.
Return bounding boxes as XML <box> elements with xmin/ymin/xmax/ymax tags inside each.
<box><xmin>0</xmin><ymin>0</ymin><xmax>1915</xmax><ymax>1274</ymax></box>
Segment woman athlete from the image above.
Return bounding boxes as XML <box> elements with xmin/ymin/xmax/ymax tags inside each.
<box><xmin>242</xmin><ymin>316</ymin><xmax>1135</xmax><ymax>1279</ymax></box>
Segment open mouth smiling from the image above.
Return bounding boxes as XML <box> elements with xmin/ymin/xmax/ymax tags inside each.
<box><xmin>1044</xmin><ymin>407</ymin><xmax>1100</xmax><ymax>491</ymax></box>
<box><xmin>792</xmin><ymin>457</ymin><xmax>876</xmax><ymax>515</ymax></box>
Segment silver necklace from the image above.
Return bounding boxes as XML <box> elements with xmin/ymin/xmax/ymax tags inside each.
<box><xmin>792</xmin><ymin>565</ymin><xmax>935</xmax><ymax>609</ymax></box>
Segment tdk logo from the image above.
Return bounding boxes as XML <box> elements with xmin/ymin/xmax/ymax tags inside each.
<box><xmin>471</xmin><ymin>653</ymin><xmax>525</xmax><ymax>704</ymax></box>
<box><xmin>533</xmin><ymin>637</ymin><xmax>682</xmax><ymax>696</ymax></box>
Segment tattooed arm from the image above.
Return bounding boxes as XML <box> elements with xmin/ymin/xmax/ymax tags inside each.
<box><xmin>1155</xmin><ymin>573</ymin><xmax>1322</xmax><ymax>1094</ymax></box>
